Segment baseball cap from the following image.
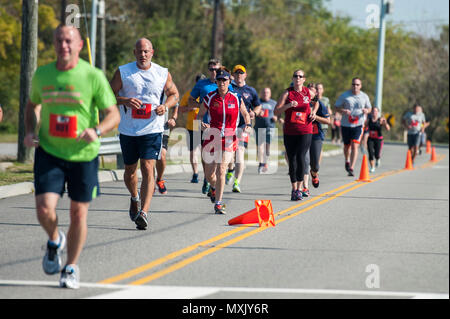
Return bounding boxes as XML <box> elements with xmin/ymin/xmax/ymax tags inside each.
<box><xmin>216</xmin><ymin>69</ymin><xmax>231</xmax><ymax>80</ymax></box>
<box><xmin>233</xmin><ymin>64</ymin><xmax>246</xmax><ymax>73</ymax></box>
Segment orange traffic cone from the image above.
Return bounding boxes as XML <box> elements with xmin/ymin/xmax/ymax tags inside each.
<box><xmin>404</xmin><ymin>150</ymin><xmax>414</xmax><ymax>170</ymax></box>
<box><xmin>426</xmin><ymin>140</ymin><xmax>431</xmax><ymax>154</ymax></box>
<box><xmin>430</xmin><ymin>146</ymin><xmax>437</xmax><ymax>162</ymax></box>
<box><xmin>357</xmin><ymin>154</ymin><xmax>372</xmax><ymax>182</ymax></box>
<box><xmin>228</xmin><ymin>200</ymin><xmax>275</xmax><ymax>227</ymax></box>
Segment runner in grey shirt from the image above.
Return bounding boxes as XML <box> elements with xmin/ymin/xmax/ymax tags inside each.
<box><xmin>335</xmin><ymin>77</ymin><xmax>372</xmax><ymax>176</ymax></box>
<box><xmin>402</xmin><ymin>103</ymin><xmax>429</xmax><ymax>164</ymax></box>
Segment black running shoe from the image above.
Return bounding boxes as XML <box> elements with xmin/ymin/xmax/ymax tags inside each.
<box><xmin>345</xmin><ymin>162</ymin><xmax>350</xmax><ymax>172</ymax></box>
<box><xmin>129</xmin><ymin>197</ymin><xmax>140</xmax><ymax>221</ymax></box>
<box><xmin>348</xmin><ymin>168</ymin><xmax>354</xmax><ymax>176</ymax></box>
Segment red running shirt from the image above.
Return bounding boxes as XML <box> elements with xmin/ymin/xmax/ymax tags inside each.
<box><xmin>283</xmin><ymin>86</ymin><xmax>313</xmax><ymax>135</ymax></box>
<box><xmin>203</xmin><ymin>90</ymin><xmax>241</xmax><ymax>137</ymax></box>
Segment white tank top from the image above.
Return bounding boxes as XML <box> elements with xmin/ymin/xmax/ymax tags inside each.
<box><xmin>118</xmin><ymin>61</ymin><xmax>168</xmax><ymax>136</ymax></box>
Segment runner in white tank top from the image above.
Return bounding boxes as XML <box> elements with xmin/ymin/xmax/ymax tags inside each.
<box><xmin>110</xmin><ymin>38</ymin><xmax>179</xmax><ymax>230</ymax></box>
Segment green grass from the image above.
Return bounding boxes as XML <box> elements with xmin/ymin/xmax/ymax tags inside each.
<box><xmin>0</xmin><ymin>161</ymin><xmax>34</xmax><ymax>186</ymax></box>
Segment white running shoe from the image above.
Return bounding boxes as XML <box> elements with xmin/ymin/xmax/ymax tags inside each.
<box><xmin>60</xmin><ymin>264</ymin><xmax>80</xmax><ymax>289</ymax></box>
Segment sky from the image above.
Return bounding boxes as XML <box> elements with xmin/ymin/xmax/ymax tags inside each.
<box><xmin>323</xmin><ymin>0</ymin><xmax>449</xmax><ymax>38</ymax></box>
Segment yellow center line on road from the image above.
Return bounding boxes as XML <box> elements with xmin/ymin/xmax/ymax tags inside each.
<box><xmin>98</xmin><ymin>180</ymin><xmax>361</xmax><ymax>285</ymax></box>
<box><xmin>128</xmin><ymin>170</ymin><xmax>399</xmax><ymax>286</ymax></box>
<box><xmin>100</xmin><ymin>155</ymin><xmax>446</xmax><ymax>286</ymax></box>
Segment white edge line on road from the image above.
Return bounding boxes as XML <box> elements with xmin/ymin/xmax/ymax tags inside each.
<box><xmin>0</xmin><ymin>280</ymin><xmax>448</xmax><ymax>299</ymax></box>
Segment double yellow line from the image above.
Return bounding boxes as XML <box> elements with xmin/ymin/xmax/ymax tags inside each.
<box><xmin>99</xmin><ymin>158</ymin><xmax>441</xmax><ymax>286</ymax></box>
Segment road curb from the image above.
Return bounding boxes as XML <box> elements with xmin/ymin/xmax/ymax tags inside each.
<box><xmin>0</xmin><ymin>149</ymin><xmax>343</xmax><ymax>199</ymax></box>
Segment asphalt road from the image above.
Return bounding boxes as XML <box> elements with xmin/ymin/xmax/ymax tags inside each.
<box><xmin>0</xmin><ymin>144</ymin><xmax>448</xmax><ymax>302</ymax></box>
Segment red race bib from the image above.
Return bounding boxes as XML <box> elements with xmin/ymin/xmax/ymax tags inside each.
<box><xmin>132</xmin><ymin>103</ymin><xmax>152</xmax><ymax>119</ymax></box>
<box><xmin>262</xmin><ymin>109</ymin><xmax>269</xmax><ymax>118</ymax></box>
<box><xmin>49</xmin><ymin>114</ymin><xmax>77</xmax><ymax>138</ymax></box>
<box><xmin>312</xmin><ymin>123</ymin><xmax>319</xmax><ymax>135</ymax></box>
<box><xmin>369</xmin><ymin>130</ymin><xmax>379</xmax><ymax>139</ymax></box>
<box><xmin>291</xmin><ymin>111</ymin><xmax>306</xmax><ymax>124</ymax></box>
<box><xmin>348</xmin><ymin>115</ymin><xmax>359</xmax><ymax>124</ymax></box>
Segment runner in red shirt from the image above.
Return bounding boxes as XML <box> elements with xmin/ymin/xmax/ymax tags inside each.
<box><xmin>198</xmin><ymin>70</ymin><xmax>251</xmax><ymax>214</ymax></box>
<box><xmin>274</xmin><ymin>69</ymin><xmax>315</xmax><ymax>201</ymax></box>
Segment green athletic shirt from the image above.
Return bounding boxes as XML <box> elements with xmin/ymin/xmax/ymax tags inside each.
<box><xmin>30</xmin><ymin>59</ymin><xmax>116</xmax><ymax>162</ymax></box>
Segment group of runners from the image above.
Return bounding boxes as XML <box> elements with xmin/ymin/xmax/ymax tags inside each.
<box><xmin>22</xmin><ymin>25</ymin><xmax>428</xmax><ymax>289</ymax></box>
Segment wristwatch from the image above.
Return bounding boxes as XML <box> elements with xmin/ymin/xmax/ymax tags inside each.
<box><xmin>95</xmin><ymin>127</ymin><xmax>101</xmax><ymax>137</ymax></box>
<box><xmin>246</xmin><ymin>123</ymin><xmax>252</xmax><ymax>127</ymax></box>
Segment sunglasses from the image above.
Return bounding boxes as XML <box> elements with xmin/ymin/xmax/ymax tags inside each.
<box><xmin>352</xmin><ymin>83</ymin><xmax>361</xmax><ymax>86</ymax></box>
<box><xmin>209</xmin><ymin>68</ymin><xmax>219</xmax><ymax>72</ymax></box>
<box><xmin>293</xmin><ymin>74</ymin><xmax>306</xmax><ymax>78</ymax></box>
<box><xmin>216</xmin><ymin>78</ymin><xmax>229</xmax><ymax>82</ymax></box>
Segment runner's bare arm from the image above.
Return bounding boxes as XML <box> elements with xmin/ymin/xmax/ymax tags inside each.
<box><xmin>77</xmin><ymin>104</ymin><xmax>120</xmax><ymax>143</ymax></box>
<box><xmin>162</xmin><ymin>72</ymin><xmax>179</xmax><ymax>109</ymax></box>
<box><xmin>24</xmin><ymin>100</ymin><xmax>41</xmax><ymax>147</ymax></box>
<box><xmin>274</xmin><ymin>91</ymin><xmax>293</xmax><ymax>117</ymax></box>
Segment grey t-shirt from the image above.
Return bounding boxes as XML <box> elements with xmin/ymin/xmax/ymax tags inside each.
<box><xmin>403</xmin><ymin>111</ymin><xmax>426</xmax><ymax>135</ymax></box>
<box><xmin>255</xmin><ymin>98</ymin><xmax>277</xmax><ymax>128</ymax></box>
<box><xmin>335</xmin><ymin>90</ymin><xmax>372</xmax><ymax>127</ymax></box>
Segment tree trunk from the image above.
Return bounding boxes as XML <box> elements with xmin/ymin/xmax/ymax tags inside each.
<box><xmin>18</xmin><ymin>0</ymin><xmax>38</xmax><ymax>163</ymax></box>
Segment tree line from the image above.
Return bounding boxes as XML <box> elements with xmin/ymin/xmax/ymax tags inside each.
<box><xmin>0</xmin><ymin>0</ymin><xmax>448</xmax><ymax>142</ymax></box>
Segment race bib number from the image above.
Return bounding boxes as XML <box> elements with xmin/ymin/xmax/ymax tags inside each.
<box><xmin>132</xmin><ymin>103</ymin><xmax>152</xmax><ymax>119</ymax></box>
<box><xmin>312</xmin><ymin>122</ymin><xmax>319</xmax><ymax>135</ymax></box>
<box><xmin>348</xmin><ymin>115</ymin><xmax>359</xmax><ymax>124</ymax></box>
<box><xmin>262</xmin><ymin>109</ymin><xmax>269</xmax><ymax>118</ymax></box>
<box><xmin>369</xmin><ymin>130</ymin><xmax>379</xmax><ymax>139</ymax></box>
<box><xmin>411</xmin><ymin>120</ymin><xmax>419</xmax><ymax>127</ymax></box>
<box><xmin>291</xmin><ymin>111</ymin><xmax>306</xmax><ymax>124</ymax></box>
<box><xmin>49</xmin><ymin>114</ymin><xmax>77</xmax><ymax>138</ymax></box>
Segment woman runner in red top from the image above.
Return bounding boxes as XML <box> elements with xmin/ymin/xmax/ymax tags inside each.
<box><xmin>199</xmin><ymin>70</ymin><xmax>251</xmax><ymax>214</ymax></box>
<box><xmin>274</xmin><ymin>69</ymin><xmax>314</xmax><ymax>201</ymax></box>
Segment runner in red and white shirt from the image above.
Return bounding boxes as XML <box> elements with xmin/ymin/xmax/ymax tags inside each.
<box><xmin>198</xmin><ymin>69</ymin><xmax>251</xmax><ymax>215</ymax></box>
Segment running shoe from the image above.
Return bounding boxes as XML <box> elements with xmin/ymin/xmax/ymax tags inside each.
<box><xmin>156</xmin><ymin>180</ymin><xmax>167</xmax><ymax>194</ymax></box>
<box><xmin>348</xmin><ymin>168</ymin><xmax>354</xmax><ymax>176</ymax></box>
<box><xmin>262</xmin><ymin>163</ymin><xmax>268</xmax><ymax>173</ymax></box>
<box><xmin>311</xmin><ymin>172</ymin><xmax>319</xmax><ymax>188</ymax></box>
<box><xmin>190</xmin><ymin>173</ymin><xmax>199</xmax><ymax>183</ymax></box>
<box><xmin>209</xmin><ymin>188</ymin><xmax>216</xmax><ymax>203</ymax></box>
<box><xmin>214</xmin><ymin>203</ymin><xmax>226</xmax><ymax>215</ymax></box>
<box><xmin>232</xmin><ymin>181</ymin><xmax>241</xmax><ymax>193</ymax></box>
<box><xmin>345</xmin><ymin>162</ymin><xmax>350</xmax><ymax>173</ymax></box>
<box><xmin>225</xmin><ymin>172</ymin><xmax>234</xmax><ymax>185</ymax></box>
<box><xmin>370</xmin><ymin>167</ymin><xmax>376</xmax><ymax>173</ymax></box>
<box><xmin>291</xmin><ymin>189</ymin><xmax>298</xmax><ymax>201</ymax></box>
<box><xmin>257</xmin><ymin>164</ymin><xmax>263</xmax><ymax>174</ymax></box>
<box><xmin>59</xmin><ymin>264</ymin><xmax>80</xmax><ymax>289</ymax></box>
<box><xmin>129</xmin><ymin>197</ymin><xmax>140</xmax><ymax>221</ymax></box>
<box><xmin>135</xmin><ymin>210</ymin><xmax>148</xmax><ymax>230</ymax></box>
<box><xmin>375</xmin><ymin>159</ymin><xmax>381</xmax><ymax>168</ymax></box>
<box><xmin>296</xmin><ymin>190</ymin><xmax>303</xmax><ymax>201</ymax></box>
<box><xmin>202</xmin><ymin>179</ymin><xmax>210</xmax><ymax>194</ymax></box>
<box><xmin>43</xmin><ymin>230</ymin><xmax>66</xmax><ymax>275</ymax></box>
<box><xmin>302</xmin><ymin>188</ymin><xmax>310</xmax><ymax>197</ymax></box>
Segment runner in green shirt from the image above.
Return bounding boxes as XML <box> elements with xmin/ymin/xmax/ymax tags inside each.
<box><xmin>24</xmin><ymin>24</ymin><xmax>120</xmax><ymax>289</ymax></box>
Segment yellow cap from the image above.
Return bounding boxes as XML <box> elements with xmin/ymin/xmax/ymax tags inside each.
<box><xmin>233</xmin><ymin>64</ymin><xmax>246</xmax><ymax>73</ymax></box>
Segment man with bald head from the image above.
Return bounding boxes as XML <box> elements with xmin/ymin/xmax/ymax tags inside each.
<box><xmin>24</xmin><ymin>24</ymin><xmax>120</xmax><ymax>289</ymax></box>
<box><xmin>110</xmin><ymin>38</ymin><xmax>179</xmax><ymax>231</ymax></box>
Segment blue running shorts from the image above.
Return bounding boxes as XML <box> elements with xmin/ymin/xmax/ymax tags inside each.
<box><xmin>119</xmin><ymin>133</ymin><xmax>163</xmax><ymax>165</ymax></box>
<box><xmin>34</xmin><ymin>147</ymin><xmax>99</xmax><ymax>202</ymax></box>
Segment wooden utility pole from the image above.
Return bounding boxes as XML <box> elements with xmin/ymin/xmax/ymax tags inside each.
<box><xmin>211</xmin><ymin>0</ymin><xmax>224</xmax><ymax>60</ymax></box>
<box><xmin>18</xmin><ymin>0</ymin><xmax>38</xmax><ymax>163</ymax></box>
<box><xmin>60</xmin><ymin>0</ymin><xmax>67</xmax><ymax>23</ymax></box>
